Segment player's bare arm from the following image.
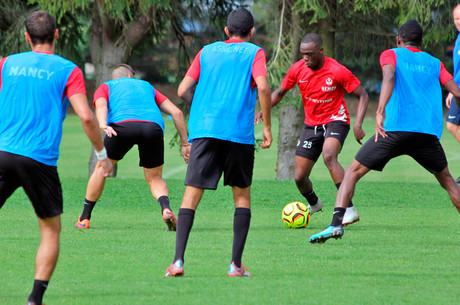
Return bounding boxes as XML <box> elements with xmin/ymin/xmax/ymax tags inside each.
<box><xmin>350</xmin><ymin>85</ymin><xmax>369</xmax><ymax>145</ymax></box>
<box><xmin>177</xmin><ymin>76</ymin><xmax>197</xmax><ymax>104</ymax></box>
<box><xmin>443</xmin><ymin>79</ymin><xmax>460</xmax><ymax>108</ymax></box>
<box><xmin>445</xmin><ymin>92</ymin><xmax>453</xmax><ymax>108</ymax></box>
<box><xmin>255</xmin><ymin>75</ymin><xmax>273</xmax><ymax>148</ymax></box>
<box><xmin>255</xmin><ymin>86</ymin><xmax>289</xmax><ymax>124</ymax></box>
<box><xmin>95</xmin><ymin>97</ymin><xmax>117</xmax><ymax>137</ymax></box>
<box><xmin>69</xmin><ymin>93</ymin><xmax>113</xmax><ymax>176</ymax></box>
<box><xmin>375</xmin><ymin>64</ymin><xmax>396</xmax><ymax>141</ymax></box>
<box><xmin>159</xmin><ymin>99</ymin><xmax>190</xmax><ymax>163</ymax></box>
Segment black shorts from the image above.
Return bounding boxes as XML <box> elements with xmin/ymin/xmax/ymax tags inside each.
<box><xmin>355</xmin><ymin>132</ymin><xmax>447</xmax><ymax>173</ymax></box>
<box><xmin>184</xmin><ymin>138</ymin><xmax>255</xmax><ymax>190</ymax></box>
<box><xmin>0</xmin><ymin>151</ymin><xmax>63</xmax><ymax>218</ymax></box>
<box><xmin>446</xmin><ymin>98</ymin><xmax>460</xmax><ymax>125</ymax></box>
<box><xmin>295</xmin><ymin>121</ymin><xmax>350</xmax><ymax>162</ymax></box>
<box><xmin>104</xmin><ymin>121</ymin><xmax>164</xmax><ymax>168</ymax></box>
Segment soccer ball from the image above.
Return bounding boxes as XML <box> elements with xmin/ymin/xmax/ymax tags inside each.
<box><xmin>282</xmin><ymin>201</ymin><xmax>310</xmax><ymax>229</ymax></box>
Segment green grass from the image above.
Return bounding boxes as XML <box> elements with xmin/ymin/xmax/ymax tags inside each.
<box><xmin>1</xmin><ymin>114</ymin><xmax>460</xmax><ymax>304</ymax></box>
<box><xmin>58</xmin><ymin>114</ymin><xmax>460</xmax><ymax>183</ymax></box>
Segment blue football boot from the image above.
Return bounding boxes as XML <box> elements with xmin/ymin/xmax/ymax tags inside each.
<box><xmin>309</xmin><ymin>225</ymin><xmax>344</xmax><ymax>244</ymax></box>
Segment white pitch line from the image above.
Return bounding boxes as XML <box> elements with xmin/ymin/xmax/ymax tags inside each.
<box><xmin>163</xmin><ymin>164</ymin><xmax>187</xmax><ymax>179</ymax></box>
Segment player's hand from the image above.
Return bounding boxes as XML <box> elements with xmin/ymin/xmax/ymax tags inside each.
<box><xmin>260</xmin><ymin>127</ymin><xmax>272</xmax><ymax>149</ymax></box>
<box><xmin>101</xmin><ymin>125</ymin><xmax>117</xmax><ymax>137</ymax></box>
<box><xmin>254</xmin><ymin>111</ymin><xmax>264</xmax><ymax>125</ymax></box>
<box><xmin>353</xmin><ymin>123</ymin><xmax>365</xmax><ymax>145</ymax></box>
<box><xmin>100</xmin><ymin>158</ymin><xmax>113</xmax><ymax>177</ymax></box>
<box><xmin>446</xmin><ymin>92</ymin><xmax>453</xmax><ymax>109</ymax></box>
<box><xmin>375</xmin><ymin>113</ymin><xmax>386</xmax><ymax>142</ymax></box>
<box><xmin>181</xmin><ymin>144</ymin><xmax>190</xmax><ymax>164</ymax></box>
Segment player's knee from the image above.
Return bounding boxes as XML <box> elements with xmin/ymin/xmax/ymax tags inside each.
<box><xmin>446</xmin><ymin>122</ymin><xmax>456</xmax><ymax>134</ymax></box>
<box><xmin>294</xmin><ymin>170</ymin><xmax>304</xmax><ymax>183</ymax></box>
<box><xmin>322</xmin><ymin>151</ymin><xmax>338</xmax><ymax>168</ymax></box>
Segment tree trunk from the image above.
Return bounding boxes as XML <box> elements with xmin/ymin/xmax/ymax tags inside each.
<box><xmin>317</xmin><ymin>0</ymin><xmax>337</xmax><ymax>57</ymax></box>
<box><xmin>87</xmin><ymin>9</ymin><xmax>125</xmax><ymax>177</ymax></box>
<box><xmin>276</xmin><ymin>103</ymin><xmax>304</xmax><ymax>179</ymax></box>
<box><xmin>276</xmin><ymin>2</ymin><xmax>304</xmax><ymax>180</ymax></box>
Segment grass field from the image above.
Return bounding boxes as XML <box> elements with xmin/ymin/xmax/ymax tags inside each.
<box><xmin>1</xmin><ymin>115</ymin><xmax>460</xmax><ymax>304</ymax></box>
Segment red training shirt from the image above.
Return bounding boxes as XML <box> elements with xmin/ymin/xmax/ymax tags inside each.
<box><xmin>282</xmin><ymin>57</ymin><xmax>361</xmax><ymax>126</ymax></box>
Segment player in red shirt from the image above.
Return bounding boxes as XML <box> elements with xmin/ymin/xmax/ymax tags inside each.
<box><xmin>257</xmin><ymin>33</ymin><xmax>368</xmax><ymax>225</ymax></box>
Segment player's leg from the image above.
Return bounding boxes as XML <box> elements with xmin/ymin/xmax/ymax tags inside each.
<box><xmin>446</xmin><ymin>102</ymin><xmax>460</xmax><ymax>183</ymax></box>
<box><xmin>0</xmin><ymin>151</ymin><xmax>21</xmax><ymax>210</ymax></box>
<box><xmin>322</xmin><ymin>136</ymin><xmax>359</xmax><ymax>225</ymax></box>
<box><xmin>446</xmin><ymin>99</ymin><xmax>460</xmax><ymax>143</ymax></box>
<box><xmin>76</xmin><ymin>123</ymin><xmax>132</xmax><ymax>228</ymax></box>
<box><xmin>310</xmin><ymin>133</ymin><xmax>397</xmax><ymax>243</ymax></box>
<box><xmin>144</xmin><ymin>166</ymin><xmax>176</xmax><ymax>231</ymax></box>
<box><xmin>75</xmin><ymin>158</ymin><xmax>118</xmax><ymax>228</ymax></box>
<box><xmin>333</xmin><ymin>160</ymin><xmax>370</xmax><ymax>224</ymax></box>
<box><xmin>18</xmin><ymin>156</ymin><xmax>63</xmax><ymax>304</ymax></box>
<box><xmin>165</xmin><ymin>185</ymin><xmax>204</xmax><ymax>277</ymax></box>
<box><xmin>309</xmin><ymin>159</ymin><xmax>370</xmax><ymax>244</ymax></box>
<box><xmin>166</xmin><ymin>138</ymin><xmax>222</xmax><ymax>276</ymax></box>
<box><xmin>409</xmin><ymin>133</ymin><xmax>460</xmax><ymax>213</ymax></box>
<box><xmin>223</xmin><ymin>141</ymin><xmax>254</xmax><ymax>276</ymax></box>
<box><xmin>228</xmin><ymin>186</ymin><xmax>252</xmax><ymax>277</ymax></box>
<box><xmin>27</xmin><ymin>215</ymin><xmax>61</xmax><ymax>305</ymax></box>
<box><xmin>0</xmin><ymin>179</ymin><xmax>19</xmax><ymax>210</ymax></box>
<box><xmin>294</xmin><ymin>124</ymin><xmax>323</xmax><ymax>214</ymax></box>
<box><xmin>139</xmin><ymin>122</ymin><xmax>177</xmax><ymax>230</ymax></box>
<box><xmin>144</xmin><ymin>165</ymin><xmax>168</xmax><ymax>199</ymax></box>
<box><xmin>322</xmin><ymin>137</ymin><xmax>345</xmax><ymax>183</ymax></box>
<box><xmin>446</xmin><ymin>122</ymin><xmax>460</xmax><ymax>143</ymax></box>
<box><xmin>434</xmin><ymin>167</ymin><xmax>460</xmax><ymax>213</ymax></box>
<box><xmin>294</xmin><ymin>156</ymin><xmax>316</xmax><ymax>193</ymax></box>
<box><xmin>85</xmin><ymin>158</ymin><xmax>118</xmax><ymax>201</ymax></box>
<box><xmin>446</xmin><ymin>122</ymin><xmax>460</xmax><ymax>184</ymax></box>
<box><xmin>294</xmin><ymin>156</ymin><xmax>323</xmax><ymax>212</ymax></box>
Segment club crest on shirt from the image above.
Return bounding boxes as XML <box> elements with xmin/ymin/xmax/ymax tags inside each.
<box><xmin>322</xmin><ymin>77</ymin><xmax>336</xmax><ymax>92</ymax></box>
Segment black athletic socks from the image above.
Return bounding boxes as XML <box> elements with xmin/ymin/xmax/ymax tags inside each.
<box><xmin>331</xmin><ymin>207</ymin><xmax>346</xmax><ymax>226</ymax></box>
<box><xmin>80</xmin><ymin>198</ymin><xmax>96</xmax><ymax>220</ymax></box>
<box><xmin>158</xmin><ymin>195</ymin><xmax>171</xmax><ymax>213</ymax></box>
<box><xmin>335</xmin><ymin>182</ymin><xmax>353</xmax><ymax>207</ymax></box>
<box><xmin>27</xmin><ymin>279</ymin><xmax>48</xmax><ymax>305</ymax></box>
<box><xmin>302</xmin><ymin>190</ymin><xmax>319</xmax><ymax>206</ymax></box>
<box><xmin>231</xmin><ymin>208</ymin><xmax>251</xmax><ymax>268</ymax></box>
<box><xmin>173</xmin><ymin>208</ymin><xmax>195</xmax><ymax>263</ymax></box>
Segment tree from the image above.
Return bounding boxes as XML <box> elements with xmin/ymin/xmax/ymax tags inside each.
<box><xmin>264</xmin><ymin>0</ymin><xmax>306</xmax><ymax>179</ymax></box>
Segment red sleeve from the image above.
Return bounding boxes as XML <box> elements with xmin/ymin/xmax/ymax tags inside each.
<box><xmin>154</xmin><ymin>88</ymin><xmax>168</xmax><ymax>106</ymax></box>
<box><xmin>185</xmin><ymin>50</ymin><xmax>202</xmax><ymax>82</ymax></box>
<box><xmin>0</xmin><ymin>57</ymin><xmax>7</xmax><ymax>91</ymax></box>
<box><xmin>281</xmin><ymin>62</ymin><xmax>300</xmax><ymax>90</ymax></box>
<box><xmin>440</xmin><ymin>62</ymin><xmax>453</xmax><ymax>85</ymax></box>
<box><xmin>65</xmin><ymin>67</ymin><xmax>86</xmax><ymax>99</ymax></box>
<box><xmin>93</xmin><ymin>83</ymin><xmax>109</xmax><ymax>107</ymax></box>
<box><xmin>252</xmin><ymin>49</ymin><xmax>267</xmax><ymax>79</ymax></box>
<box><xmin>380</xmin><ymin>49</ymin><xmax>396</xmax><ymax>67</ymax></box>
<box><xmin>336</xmin><ymin>66</ymin><xmax>361</xmax><ymax>93</ymax></box>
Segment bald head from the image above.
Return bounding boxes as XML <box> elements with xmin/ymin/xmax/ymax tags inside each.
<box><xmin>111</xmin><ymin>64</ymin><xmax>135</xmax><ymax>79</ymax></box>
<box><xmin>454</xmin><ymin>5</ymin><xmax>460</xmax><ymax>32</ymax></box>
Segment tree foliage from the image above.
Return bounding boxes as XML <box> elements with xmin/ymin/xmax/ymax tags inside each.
<box><xmin>294</xmin><ymin>0</ymin><xmax>458</xmax><ymax>73</ymax></box>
